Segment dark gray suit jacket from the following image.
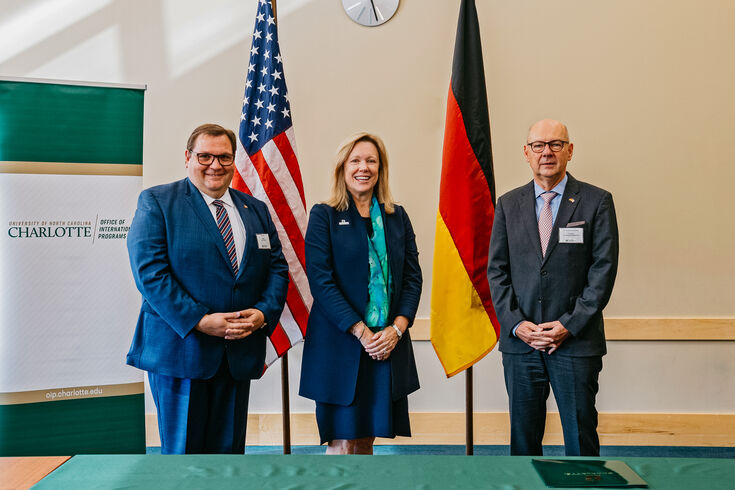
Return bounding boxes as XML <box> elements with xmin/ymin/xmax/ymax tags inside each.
<box><xmin>488</xmin><ymin>173</ymin><xmax>619</xmax><ymax>356</ymax></box>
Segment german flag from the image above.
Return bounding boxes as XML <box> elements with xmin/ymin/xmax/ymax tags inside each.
<box><xmin>430</xmin><ymin>0</ymin><xmax>500</xmax><ymax>377</ymax></box>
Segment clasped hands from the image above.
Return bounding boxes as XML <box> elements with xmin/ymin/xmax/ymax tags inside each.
<box><xmin>351</xmin><ymin>319</ymin><xmax>406</xmax><ymax>361</ymax></box>
<box><xmin>516</xmin><ymin>320</ymin><xmax>570</xmax><ymax>354</ymax></box>
<box><xmin>195</xmin><ymin>309</ymin><xmax>265</xmax><ymax>340</ymax></box>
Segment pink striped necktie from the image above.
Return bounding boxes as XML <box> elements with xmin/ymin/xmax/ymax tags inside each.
<box><xmin>213</xmin><ymin>199</ymin><xmax>239</xmax><ymax>275</ymax></box>
<box><xmin>539</xmin><ymin>191</ymin><xmax>557</xmax><ymax>258</ymax></box>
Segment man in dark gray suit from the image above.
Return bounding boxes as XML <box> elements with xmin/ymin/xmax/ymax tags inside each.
<box><xmin>488</xmin><ymin>119</ymin><xmax>619</xmax><ymax>456</ymax></box>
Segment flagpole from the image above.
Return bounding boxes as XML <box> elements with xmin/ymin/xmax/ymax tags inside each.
<box><xmin>466</xmin><ymin>366</ymin><xmax>473</xmax><ymax>455</ymax></box>
<box><xmin>281</xmin><ymin>353</ymin><xmax>291</xmax><ymax>454</ymax></box>
<box><xmin>268</xmin><ymin>0</ymin><xmax>292</xmax><ymax>456</ymax></box>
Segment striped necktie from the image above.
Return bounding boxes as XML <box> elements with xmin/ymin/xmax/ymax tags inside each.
<box><xmin>539</xmin><ymin>191</ymin><xmax>557</xmax><ymax>258</ymax></box>
<box><xmin>213</xmin><ymin>199</ymin><xmax>239</xmax><ymax>275</ymax></box>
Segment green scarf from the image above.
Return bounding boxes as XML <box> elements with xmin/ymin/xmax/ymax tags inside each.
<box><xmin>364</xmin><ymin>196</ymin><xmax>392</xmax><ymax>331</ymax></box>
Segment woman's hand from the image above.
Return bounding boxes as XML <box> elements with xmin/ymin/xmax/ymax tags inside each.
<box><xmin>351</xmin><ymin>318</ymin><xmax>409</xmax><ymax>360</ymax></box>
<box><xmin>350</xmin><ymin>321</ymin><xmax>373</xmax><ymax>349</ymax></box>
<box><xmin>365</xmin><ymin>316</ymin><xmax>408</xmax><ymax>360</ymax></box>
<box><xmin>364</xmin><ymin>328</ymin><xmax>398</xmax><ymax>360</ymax></box>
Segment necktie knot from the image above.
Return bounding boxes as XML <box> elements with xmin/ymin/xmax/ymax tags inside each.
<box><xmin>541</xmin><ymin>191</ymin><xmax>557</xmax><ymax>204</ymax></box>
<box><xmin>213</xmin><ymin>199</ymin><xmax>224</xmax><ymax>209</ymax></box>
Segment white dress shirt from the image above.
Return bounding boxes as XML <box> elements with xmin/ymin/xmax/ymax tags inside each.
<box><xmin>198</xmin><ymin>189</ymin><xmax>246</xmax><ymax>265</ymax></box>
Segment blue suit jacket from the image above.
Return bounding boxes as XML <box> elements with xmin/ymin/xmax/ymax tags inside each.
<box><xmin>488</xmin><ymin>174</ymin><xmax>619</xmax><ymax>356</ymax></box>
<box><xmin>126</xmin><ymin>178</ymin><xmax>289</xmax><ymax>380</ymax></box>
<box><xmin>299</xmin><ymin>201</ymin><xmax>422</xmax><ymax>405</ymax></box>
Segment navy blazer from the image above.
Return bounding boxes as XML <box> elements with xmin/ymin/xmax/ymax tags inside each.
<box><xmin>126</xmin><ymin>178</ymin><xmax>289</xmax><ymax>380</ymax></box>
<box><xmin>299</xmin><ymin>201</ymin><xmax>422</xmax><ymax>405</ymax></box>
<box><xmin>487</xmin><ymin>174</ymin><xmax>619</xmax><ymax>356</ymax></box>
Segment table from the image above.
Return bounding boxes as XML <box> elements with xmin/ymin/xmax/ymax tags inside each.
<box><xmin>0</xmin><ymin>456</ymin><xmax>70</xmax><ymax>489</ymax></box>
<box><xmin>32</xmin><ymin>454</ymin><xmax>735</xmax><ymax>489</ymax></box>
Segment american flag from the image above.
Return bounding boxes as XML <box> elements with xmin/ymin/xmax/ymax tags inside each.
<box><xmin>233</xmin><ymin>0</ymin><xmax>311</xmax><ymax>367</ymax></box>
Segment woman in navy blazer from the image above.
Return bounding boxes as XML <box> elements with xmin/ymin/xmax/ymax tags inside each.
<box><xmin>299</xmin><ymin>132</ymin><xmax>422</xmax><ymax>454</ymax></box>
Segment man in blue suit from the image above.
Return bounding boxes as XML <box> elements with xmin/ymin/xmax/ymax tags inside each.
<box><xmin>126</xmin><ymin>123</ymin><xmax>289</xmax><ymax>454</ymax></box>
<box><xmin>488</xmin><ymin>119</ymin><xmax>619</xmax><ymax>456</ymax></box>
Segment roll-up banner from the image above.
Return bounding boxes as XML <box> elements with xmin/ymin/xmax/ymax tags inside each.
<box><xmin>0</xmin><ymin>77</ymin><xmax>145</xmax><ymax>455</ymax></box>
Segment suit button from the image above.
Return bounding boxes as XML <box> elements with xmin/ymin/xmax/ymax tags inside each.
<box><xmin>537</xmin><ymin>297</ymin><xmax>542</xmax><ymax>303</ymax></box>
<box><xmin>541</xmin><ymin>270</ymin><xmax>548</xmax><ymax>276</ymax></box>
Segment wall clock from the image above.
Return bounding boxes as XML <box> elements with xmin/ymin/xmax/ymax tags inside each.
<box><xmin>342</xmin><ymin>0</ymin><xmax>400</xmax><ymax>27</ymax></box>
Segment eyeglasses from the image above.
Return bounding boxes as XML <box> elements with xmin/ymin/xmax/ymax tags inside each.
<box><xmin>189</xmin><ymin>151</ymin><xmax>235</xmax><ymax>166</ymax></box>
<box><xmin>526</xmin><ymin>140</ymin><xmax>568</xmax><ymax>153</ymax></box>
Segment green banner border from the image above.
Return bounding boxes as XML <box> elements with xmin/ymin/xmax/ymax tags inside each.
<box><xmin>0</xmin><ymin>394</ymin><xmax>146</xmax><ymax>456</ymax></box>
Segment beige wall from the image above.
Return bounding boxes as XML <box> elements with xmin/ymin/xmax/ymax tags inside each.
<box><xmin>2</xmin><ymin>0</ymin><xmax>733</xmax><ymax>433</ymax></box>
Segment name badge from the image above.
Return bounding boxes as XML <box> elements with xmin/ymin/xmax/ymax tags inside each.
<box><xmin>559</xmin><ymin>228</ymin><xmax>584</xmax><ymax>243</ymax></box>
<box><xmin>256</xmin><ymin>233</ymin><xmax>271</xmax><ymax>249</ymax></box>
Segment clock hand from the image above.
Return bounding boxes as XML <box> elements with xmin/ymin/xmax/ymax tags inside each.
<box><xmin>369</xmin><ymin>0</ymin><xmax>378</xmax><ymax>22</ymax></box>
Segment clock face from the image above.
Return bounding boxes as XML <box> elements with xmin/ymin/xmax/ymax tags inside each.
<box><xmin>342</xmin><ymin>0</ymin><xmax>400</xmax><ymax>27</ymax></box>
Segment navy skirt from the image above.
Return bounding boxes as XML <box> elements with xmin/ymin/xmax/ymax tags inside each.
<box><xmin>315</xmin><ymin>349</ymin><xmax>410</xmax><ymax>444</ymax></box>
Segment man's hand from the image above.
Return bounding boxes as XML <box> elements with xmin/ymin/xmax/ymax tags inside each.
<box><xmin>195</xmin><ymin>309</ymin><xmax>265</xmax><ymax>340</ymax></box>
<box><xmin>516</xmin><ymin>321</ymin><xmax>554</xmax><ymax>351</ymax></box>
<box><xmin>195</xmin><ymin>312</ymin><xmax>242</xmax><ymax>337</ymax></box>
<box><xmin>225</xmin><ymin>309</ymin><xmax>266</xmax><ymax>340</ymax></box>
<box><xmin>537</xmin><ymin>321</ymin><xmax>570</xmax><ymax>354</ymax></box>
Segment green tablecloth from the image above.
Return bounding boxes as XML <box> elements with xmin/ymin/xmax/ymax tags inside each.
<box><xmin>34</xmin><ymin>454</ymin><xmax>735</xmax><ymax>489</ymax></box>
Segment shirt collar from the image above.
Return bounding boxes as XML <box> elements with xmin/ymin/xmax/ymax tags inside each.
<box><xmin>198</xmin><ymin>188</ymin><xmax>234</xmax><ymax>208</ymax></box>
<box><xmin>534</xmin><ymin>173</ymin><xmax>568</xmax><ymax>199</ymax></box>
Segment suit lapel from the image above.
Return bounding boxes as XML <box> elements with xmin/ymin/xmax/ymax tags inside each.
<box><xmin>345</xmin><ymin>198</ymin><xmax>370</xmax><ymax>307</ymax></box>
<box><xmin>347</xmin><ymin>198</ymin><xmax>367</xmax><ymax>261</ymax></box>
<box><xmin>380</xmin><ymin>204</ymin><xmax>402</xmax><ymax>306</ymax></box>
<box><xmin>231</xmin><ymin>190</ymin><xmax>259</xmax><ymax>278</ymax></box>
<box><xmin>542</xmin><ymin>174</ymin><xmax>581</xmax><ymax>265</ymax></box>
<box><xmin>184</xmin><ymin>179</ymin><xmax>234</xmax><ymax>273</ymax></box>
<box><xmin>517</xmin><ymin>181</ymin><xmax>543</xmax><ymax>263</ymax></box>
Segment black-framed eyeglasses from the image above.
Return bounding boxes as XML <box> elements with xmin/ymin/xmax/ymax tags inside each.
<box><xmin>189</xmin><ymin>151</ymin><xmax>235</xmax><ymax>166</ymax></box>
<box><xmin>526</xmin><ymin>140</ymin><xmax>568</xmax><ymax>153</ymax></box>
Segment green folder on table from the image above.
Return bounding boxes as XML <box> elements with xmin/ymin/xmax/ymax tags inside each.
<box><xmin>532</xmin><ymin>459</ymin><xmax>648</xmax><ymax>487</ymax></box>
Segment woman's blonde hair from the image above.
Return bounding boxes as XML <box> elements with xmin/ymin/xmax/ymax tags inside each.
<box><xmin>325</xmin><ymin>132</ymin><xmax>396</xmax><ymax>213</ymax></box>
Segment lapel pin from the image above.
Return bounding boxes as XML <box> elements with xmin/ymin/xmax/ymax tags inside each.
<box><xmin>569</xmin><ymin>198</ymin><xmax>575</xmax><ymax>203</ymax></box>
<box><xmin>243</xmin><ymin>204</ymin><xmax>248</xmax><ymax>209</ymax></box>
